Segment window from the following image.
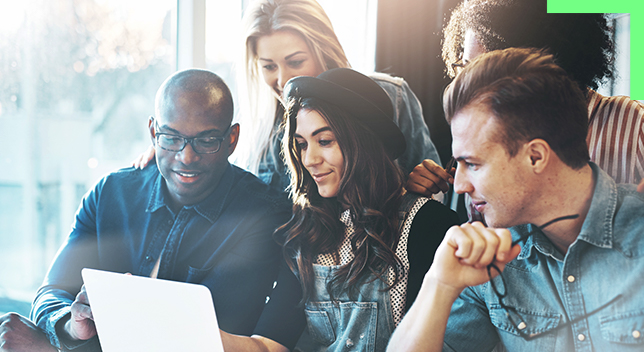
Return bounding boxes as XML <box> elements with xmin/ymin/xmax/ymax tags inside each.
<box><xmin>0</xmin><ymin>0</ymin><xmax>379</xmax><ymax>318</ymax></box>
<box><xmin>0</xmin><ymin>0</ymin><xmax>174</xmax><ymax>316</ymax></box>
<box><xmin>597</xmin><ymin>13</ymin><xmax>630</xmax><ymax>97</ymax></box>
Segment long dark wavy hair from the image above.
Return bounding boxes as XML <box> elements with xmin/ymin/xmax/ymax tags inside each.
<box><xmin>279</xmin><ymin>96</ymin><xmax>405</xmax><ymax>303</ymax></box>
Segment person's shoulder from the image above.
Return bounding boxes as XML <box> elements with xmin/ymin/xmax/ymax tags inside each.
<box><xmin>408</xmin><ymin>196</ymin><xmax>460</xmax><ymax>231</ymax></box>
<box><xmin>612</xmin><ymin>184</ymin><xmax>644</xmax><ymax>250</ymax></box>
<box><xmin>590</xmin><ymin>90</ymin><xmax>644</xmax><ymax>118</ymax></box>
<box><xmin>93</xmin><ymin>162</ymin><xmax>159</xmax><ymax>193</ymax></box>
<box><xmin>417</xmin><ymin>196</ymin><xmax>458</xmax><ymax>217</ymax></box>
<box><xmin>367</xmin><ymin>72</ymin><xmax>406</xmax><ymax>88</ymax></box>
<box><xmin>616</xmin><ymin>183</ymin><xmax>644</xmax><ymax>210</ymax></box>
<box><xmin>229</xmin><ymin>165</ymin><xmax>289</xmax><ymax>206</ymax></box>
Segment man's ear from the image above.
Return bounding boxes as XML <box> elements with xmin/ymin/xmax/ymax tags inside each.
<box><xmin>226</xmin><ymin>123</ymin><xmax>240</xmax><ymax>156</ymax></box>
<box><xmin>148</xmin><ymin>116</ymin><xmax>157</xmax><ymax>145</ymax></box>
<box><xmin>525</xmin><ymin>138</ymin><xmax>550</xmax><ymax>173</ymax></box>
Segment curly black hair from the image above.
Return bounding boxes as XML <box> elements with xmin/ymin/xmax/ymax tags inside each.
<box><xmin>442</xmin><ymin>0</ymin><xmax>614</xmax><ymax>90</ymax></box>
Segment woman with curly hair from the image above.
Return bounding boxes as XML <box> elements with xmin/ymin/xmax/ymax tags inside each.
<box><xmin>408</xmin><ymin>0</ymin><xmax>644</xmax><ymax>217</ymax></box>
<box><xmin>220</xmin><ymin>68</ymin><xmax>458</xmax><ymax>351</ymax></box>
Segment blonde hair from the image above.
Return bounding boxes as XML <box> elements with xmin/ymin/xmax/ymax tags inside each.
<box><xmin>235</xmin><ymin>0</ymin><xmax>350</xmax><ymax>173</ymax></box>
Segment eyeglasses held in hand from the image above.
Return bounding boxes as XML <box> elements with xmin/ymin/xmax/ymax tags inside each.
<box><xmin>487</xmin><ymin>214</ymin><xmax>622</xmax><ymax>340</ymax></box>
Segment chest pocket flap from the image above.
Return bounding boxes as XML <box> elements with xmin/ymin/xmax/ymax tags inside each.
<box><xmin>490</xmin><ymin>304</ymin><xmax>562</xmax><ymax>336</ymax></box>
<box><xmin>600</xmin><ymin>308</ymin><xmax>644</xmax><ymax>345</ymax></box>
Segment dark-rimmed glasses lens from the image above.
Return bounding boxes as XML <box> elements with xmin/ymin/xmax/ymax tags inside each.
<box><xmin>154</xmin><ymin>124</ymin><xmax>230</xmax><ymax>154</ymax></box>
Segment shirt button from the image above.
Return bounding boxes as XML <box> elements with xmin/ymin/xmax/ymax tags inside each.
<box><xmin>517</xmin><ymin>322</ymin><xmax>527</xmax><ymax>330</ymax></box>
<box><xmin>145</xmin><ymin>255</ymin><xmax>153</xmax><ymax>262</ymax></box>
<box><xmin>633</xmin><ymin>330</ymin><xmax>641</xmax><ymax>339</ymax></box>
<box><xmin>567</xmin><ymin>275</ymin><xmax>575</xmax><ymax>283</ymax></box>
<box><xmin>578</xmin><ymin>334</ymin><xmax>585</xmax><ymax>341</ymax></box>
<box><xmin>167</xmin><ymin>220</ymin><xmax>173</xmax><ymax>225</ymax></box>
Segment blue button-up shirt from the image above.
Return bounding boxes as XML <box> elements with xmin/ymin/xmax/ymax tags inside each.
<box><xmin>31</xmin><ymin>162</ymin><xmax>291</xmax><ymax>351</ymax></box>
<box><xmin>444</xmin><ymin>163</ymin><xmax>644</xmax><ymax>352</ymax></box>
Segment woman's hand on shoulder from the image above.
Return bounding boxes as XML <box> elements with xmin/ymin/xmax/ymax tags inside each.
<box><xmin>131</xmin><ymin>145</ymin><xmax>155</xmax><ymax>169</ymax></box>
<box><xmin>406</xmin><ymin>159</ymin><xmax>454</xmax><ymax>196</ymax></box>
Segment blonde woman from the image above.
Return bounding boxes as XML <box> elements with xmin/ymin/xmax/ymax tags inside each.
<box><xmin>238</xmin><ymin>0</ymin><xmax>440</xmax><ymax>191</ymax></box>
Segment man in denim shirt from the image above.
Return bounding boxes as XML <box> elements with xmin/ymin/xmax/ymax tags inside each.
<box><xmin>388</xmin><ymin>48</ymin><xmax>644</xmax><ymax>351</ymax></box>
<box><xmin>24</xmin><ymin>69</ymin><xmax>291</xmax><ymax>351</ymax></box>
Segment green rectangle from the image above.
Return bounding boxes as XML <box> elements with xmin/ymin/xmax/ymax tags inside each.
<box><xmin>548</xmin><ymin>0</ymin><xmax>643</xmax><ymax>99</ymax></box>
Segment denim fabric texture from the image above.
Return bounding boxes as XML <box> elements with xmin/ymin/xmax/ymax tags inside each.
<box><xmin>257</xmin><ymin>72</ymin><xmax>441</xmax><ymax>191</ymax></box>
<box><xmin>30</xmin><ymin>162</ymin><xmax>290</xmax><ymax>352</ymax></box>
<box><xmin>297</xmin><ymin>265</ymin><xmax>395</xmax><ymax>352</ymax></box>
<box><xmin>443</xmin><ymin>163</ymin><xmax>644</xmax><ymax>352</ymax></box>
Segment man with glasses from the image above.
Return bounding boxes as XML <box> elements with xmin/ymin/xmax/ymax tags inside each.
<box><xmin>20</xmin><ymin>69</ymin><xmax>291</xmax><ymax>351</ymax></box>
<box><xmin>388</xmin><ymin>48</ymin><xmax>644</xmax><ymax>352</ymax></box>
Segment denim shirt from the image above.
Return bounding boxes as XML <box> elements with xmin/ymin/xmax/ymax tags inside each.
<box><xmin>257</xmin><ymin>72</ymin><xmax>441</xmax><ymax>191</ymax></box>
<box><xmin>30</xmin><ymin>162</ymin><xmax>291</xmax><ymax>351</ymax></box>
<box><xmin>444</xmin><ymin>163</ymin><xmax>644</xmax><ymax>352</ymax></box>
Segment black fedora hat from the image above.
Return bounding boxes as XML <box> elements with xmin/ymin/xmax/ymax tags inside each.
<box><xmin>283</xmin><ymin>68</ymin><xmax>406</xmax><ymax>159</ymax></box>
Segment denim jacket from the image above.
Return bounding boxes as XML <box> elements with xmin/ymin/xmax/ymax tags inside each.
<box><xmin>444</xmin><ymin>163</ymin><xmax>644</xmax><ymax>352</ymax></box>
<box><xmin>257</xmin><ymin>72</ymin><xmax>441</xmax><ymax>191</ymax></box>
<box><xmin>30</xmin><ymin>162</ymin><xmax>291</xmax><ymax>351</ymax></box>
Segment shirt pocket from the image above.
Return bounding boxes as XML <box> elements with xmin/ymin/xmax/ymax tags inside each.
<box><xmin>304</xmin><ymin>301</ymin><xmax>378</xmax><ymax>351</ymax></box>
<box><xmin>489</xmin><ymin>303</ymin><xmax>561</xmax><ymax>348</ymax></box>
<box><xmin>600</xmin><ymin>308</ymin><xmax>644</xmax><ymax>346</ymax></box>
<box><xmin>187</xmin><ymin>264</ymin><xmax>213</xmax><ymax>283</ymax></box>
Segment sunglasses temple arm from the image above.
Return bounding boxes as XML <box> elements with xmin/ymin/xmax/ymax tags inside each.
<box><xmin>513</xmin><ymin>214</ymin><xmax>581</xmax><ymax>246</ymax></box>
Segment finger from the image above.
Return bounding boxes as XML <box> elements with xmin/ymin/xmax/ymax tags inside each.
<box><xmin>76</xmin><ymin>286</ymin><xmax>89</xmax><ymax>305</ymax></box>
<box><xmin>70</xmin><ymin>300</ymin><xmax>93</xmax><ymax>321</ymax></box>
<box><xmin>447</xmin><ymin>226</ymin><xmax>474</xmax><ymax>260</ymax></box>
<box><xmin>406</xmin><ymin>179</ymin><xmax>441</xmax><ymax>196</ymax></box>
<box><xmin>491</xmin><ymin>245</ymin><xmax>522</xmax><ymax>275</ymax></box>
<box><xmin>142</xmin><ymin>145</ymin><xmax>156</xmax><ymax>169</ymax></box>
<box><xmin>493</xmin><ymin>228</ymin><xmax>514</xmax><ymax>262</ymax></box>
<box><xmin>131</xmin><ymin>156</ymin><xmax>143</xmax><ymax>169</ymax></box>
<box><xmin>422</xmin><ymin>159</ymin><xmax>455</xmax><ymax>184</ymax></box>
<box><xmin>457</xmin><ymin>223</ymin><xmax>487</xmax><ymax>265</ymax></box>
<box><xmin>637</xmin><ymin>179</ymin><xmax>644</xmax><ymax>193</ymax></box>
<box><xmin>471</xmin><ymin>222</ymin><xmax>500</xmax><ymax>268</ymax></box>
<box><xmin>409</xmin><ymin>169</ymin><xmax>449</xmax><ymax>194</ymax></box>
<box><xmin>416</xmin><ymin>171</ymin><xmax>451</xmax><ymax>194</ymax></box>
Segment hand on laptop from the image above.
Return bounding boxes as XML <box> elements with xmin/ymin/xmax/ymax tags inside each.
<box><xmin>63</xmin><ymin>285</ymin><xmax>97</xmax><ymax>341</ymax></box>
<box><xmin>0</xmin><ymin>312</ymin><xmax>57</xmax><ymax>352</ymax></box>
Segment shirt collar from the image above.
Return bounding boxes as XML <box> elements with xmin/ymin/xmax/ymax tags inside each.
<box><xmin>577</xmin><ymin>162</ymin><xmax>618</xmax><ymax>248</ymax></box>
<box><xmin>514</xmin><ymin>162</ymin><xmax>617</xmax><ymax>260</ymax></box>
<box><xmin>146</xmin><ymin>163</ymin><xmax>235</xmax><ymax>224</ymax></box>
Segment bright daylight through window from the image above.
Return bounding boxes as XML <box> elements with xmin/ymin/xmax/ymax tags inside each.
<box><xmin>0</xmin><ymin>0</ymin><xmax>378</xmax><ymax>317</ymax></box>
<box><xmin>0</xmin><ymin>0</ymin><xmax>174</xmax><ymax>316</ymax></box>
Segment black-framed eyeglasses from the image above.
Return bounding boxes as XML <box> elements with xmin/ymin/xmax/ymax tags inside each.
<box><xmin>487</xmin><ymin>214</ymin><xmax>623</xmax><ymax>340</ymax></box>
<box><xmin>154</xmin><ymin>122</ymin><xmax>231</xmax><ymax>154</ymax></box>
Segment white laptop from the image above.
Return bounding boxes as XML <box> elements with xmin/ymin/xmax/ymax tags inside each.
<box><xmin>81</xmin><ymin>268</ymin><xmax>225</xmax><ymax>352</ymax></box>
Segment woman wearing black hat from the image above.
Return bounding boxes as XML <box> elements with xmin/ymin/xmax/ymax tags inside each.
<box><xmin>267</xmin><ymin>68</ymin><xmax>459</xmax><ymax>352</ymax></box>
<box><xmin>218</xmin><ymin>68</ymin><xmax>457</xmax><ymax>351</ymax></box>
